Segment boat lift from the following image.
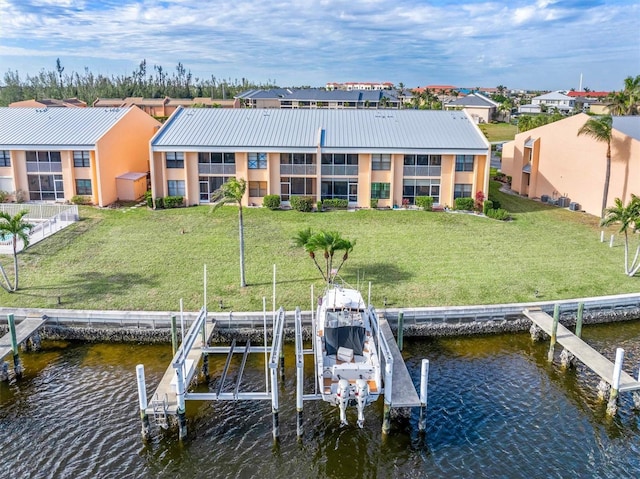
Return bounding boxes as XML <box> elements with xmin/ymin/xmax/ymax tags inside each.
<box><xmin>294</xmin><ymin>284</ymin><xmax>429</xmax><ymax>436</ymax></box>
<box><xmin>137</xmin><ymin>300</ymin><xmax>286</xmax><ymax>441</ymax></box>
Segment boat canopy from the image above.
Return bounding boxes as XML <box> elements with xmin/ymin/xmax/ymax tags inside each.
<box><xmin>324</xmin><ymin>310</ymin><xmax>365</xmax><ymax>356</ymax></box>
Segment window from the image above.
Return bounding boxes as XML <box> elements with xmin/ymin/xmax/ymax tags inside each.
<box><xmin>280</xmin><ymin>176</ymin><xmax>315</xmax><ymax>201</ymax></box>
<box><xmin>280</xmin><ymin>153</ymin><xmax>315</xmax><ymax>165</ymax></box>
<box><xmin>26</xmin><ymin>151</ymin><xmax>62</xmax><ymax>163</ymax></box>
<box><xmin>28</xmin><ymin>174</ymin><xmax>64</xmax><ymax>200</ymax></box>
<box><xmin>403</xmin><ymin>154</ymin><xmax>441</xmax><ymax>176</ymax></box>
<box><xmin>248</xmin><ymin>153</ymin><xmax>268</xmax><ymax>169</ymax></box>
<box><xmin>455</xmin><ymin>155</ymin><xmax>474</xmax><ymax>172</ymax></box>
<box><xmin>166</xmin><ymin>152</ymin><xmax>184</xmax><ymax>169</ymax></box>
<box><xmin>199</xmin><ymin>176</ymin><xmax>228</xmax><ymax>203</ymax></box>
<box><xmin>198</xmin><ymin>152</ymin><xmax>235</xmax><ymax>164</ymax></box>
<box><xmin>0</xmin><ymin>150</ymin><xmax>10</xmax><ymax>167</ymax></box>
<box><xmin>371</xmin><ymin>182</ymin><xmax>390</xmax><ymax>199</ymax></box>
<box><xmin>402</xmin><ymin>179</ymin><xmax>440</xmax><ymax>205</ymax></box>
<box><xmin>321</xmin><ymin>153</ymin><xmax>358</xmax><ymax>175</ymax></box>
<box><xmin>454</xmin><ymin>184</ymin><xmax>472</xmax><ymax>199</ymax></box>
<box><xmin>321</xmin><ymin>179</ymin><xmax>358</xmax><ymax>202</ymax></box>
<box><xmin>249</xmin><ymin>181</ymin><xmax>267</xmax><ymax>197</ymax></box>
<box><xmin>371</xmin><ymin>154</ymin><xmax>391</xmax><ymax>170</ymax></box>
<box><xmin>73</xmin><ymin>151</ymin><xmax>91</xmax><ymax>168</ymax></box>
<box><xmin>75</xmin><ymin>179</ymin><xmax>92</xmax><ymax>196</ymax></box>
<box><xmin>168</xmin><ymin>180</ymin><xmax>185</xmax><ymax>196</ymax></box>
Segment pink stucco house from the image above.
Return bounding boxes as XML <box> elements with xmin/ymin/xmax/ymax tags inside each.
<box><xmin>501</xmin><ymin>113</ymin><xmax>640</xmax><ymax>217</ymax></box>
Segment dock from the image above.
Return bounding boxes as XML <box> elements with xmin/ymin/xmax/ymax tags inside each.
<box><xmin>524</xmin><ymin>308</ymin><xmax>640</xmax><ymax>393</ymax></box>
<box><xmin>0</xmin><ymin>315</ymin><xmax>47</xmax><ymax>360</ymax></box>
<box><xmin>378</xmin><ymin>317</ymin><xmax>421</xmax><ymax>407</ymax></box>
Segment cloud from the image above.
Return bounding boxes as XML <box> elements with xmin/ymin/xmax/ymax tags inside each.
<box><xmin>0</xmin><ymin>0</ymin><xmax>636</xmax><ymax>90</ymax></box>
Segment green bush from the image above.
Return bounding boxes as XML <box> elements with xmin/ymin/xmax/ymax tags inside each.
<box><xmin>71</xmin><ymin>195</ymin><xmax>92</xmax><ymax>205</ymax></box>
<box><xmin>486</xmin><ymin>208</ymin><xmax>511</xmax><ymax>220</ymax></box>
<box><xmin>316</xmin><ymin>200</ymin><xmax>323</xmax><ymax>211</ymax></box>
<box><xmin>415</xmin><ymin>196</ymin><xmax>434</xmax><ymax>211</ymax></box>
<box><xmin>454</xmin><ymin>197</ymin><xmax>475</xmax><ymax>211</ymax></box>
<box><xmin>290</xmin><ymin>196</ymin><xmax>314</xmax><ymax>212</ymax></box>
<box><xmin>483</xmin><ymin>200</ymin><xmax>494</xmax><ymax>215</ymax></box>
<box><xmin>322</xmin><ymin>198</ymin><xmax>348</xmax><ymax>209</ymax></box>
<box><xmin>0</xmin><ymin>190</ymin><xmax>9</xmax><ymax>203</ymax></box>
<box><xmin>154</xmin><ymin>197</ymin><xmax>164</xmax><ymax>209</ymax></box>
<box><xmin>370</xmin><ymin>198</ymin><xmax>378</xmax><ymax>209</ymax></box>
<box><xmin>263</xmin><ymin>195</ymin><xmax>281</xmax><ymax>210</ymax></box>
<box><xmin>145</xmin><ymin>190</ymin><xmax>153</xmax><ymax>208</ymax></box>
<box><xmin>164</xmin><ymin>196</ymin><xmax>184</xmax><ymax>208</ymax></box>
<box><xmin>489</xmin><ymin>199</ymin><xmax>501</xmax><ymax>210</ymax></box>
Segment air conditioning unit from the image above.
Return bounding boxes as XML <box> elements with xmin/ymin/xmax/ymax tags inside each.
<box><xmin>541</xmin><ymin>194</ymin><xmax>549</xmax><ymax>203</ymax></box>
<box><xmin>569</xmin><ymin>202</ymin><xmax>580</xmax><ymax>211</ymax></box>
<box><xmin>557</xmin><ymin>197</ymin><xmax>570</xmax><ymax>208</ymax></box>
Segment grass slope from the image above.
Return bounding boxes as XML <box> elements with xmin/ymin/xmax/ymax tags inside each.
<box><xmin>0</xmin><ymin>188</ymin><xmax>636</xmax><ymax>312</ymax></box>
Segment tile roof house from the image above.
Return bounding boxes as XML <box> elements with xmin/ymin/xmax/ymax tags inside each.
<box><xmin>9</xmin><ymin>98</ymin><xmax>87</xmax><ymax>108</ymax></box>
<box><xmin>501</xmin><ymin>113</ymin><xmax>640</xmax><ymax>217</ymax></box>
<box><xmin>150</xmin><ymin>108</ymin><xmax>490</xmax><ymax>209</ymax></box>
<box><xmin>0</xmin><ymin>107</ymin><xmax>161</xmax><ymax>206</ymax></box>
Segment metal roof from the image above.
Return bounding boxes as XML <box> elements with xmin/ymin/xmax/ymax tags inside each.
<box><xmin>0</xmin><ymin>107</ymin><xmax>131</xmax><ymax>149</ymax></box>
<box><xmin>613</xmin><ymin>116</ymin><xmax>640</xmax><ymax>142</ymax></box>
<box><xmin>152</xmin><ymin>108</ymin><xmax>489</xmax><ymax>153</ymax></box>
<box><xmin>446</xmin><ymin>93</ymin><xmax>497</xmax><ymax>108</ymax></box>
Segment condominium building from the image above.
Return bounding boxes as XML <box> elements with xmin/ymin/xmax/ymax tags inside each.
<box><xmin>150</xmin><ymin>108</ymin><xmax>491</xmax><ymax>209</ymax></box>
<box><xmin>0</xmin><ymin>107</ymin><xmax>160</xmax><ymax>206</ymax></box>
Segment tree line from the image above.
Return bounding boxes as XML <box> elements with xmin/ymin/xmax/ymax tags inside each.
<box><xmin>0</xmin><ymin>58</ymin><xmax>278</xmax><ymax>106</ymax></box>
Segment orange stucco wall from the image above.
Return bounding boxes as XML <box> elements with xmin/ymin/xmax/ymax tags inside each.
<box><xmin>95</xmin><ymin>108</ymin><xmax>160</xmax><ymax>206</ymax></box>
<box><xmin>502</xmin><ymin>113</ymin><xmax>640</xmax><ymax>217</ymax></box>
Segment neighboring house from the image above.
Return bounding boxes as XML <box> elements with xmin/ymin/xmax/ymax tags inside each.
<box><xmin>0</xmin><ymin>107</ymin><xmax>161</xmax><ymax>206</ymax></box>
<box><xmin>529</xmin><ymin>91</ymin><xmax>575</xmax><ymax>113</ymax></box>
<box><xmin>444</xmin><ymin>93</ymin><xmax>499</xmax><ymax>123</ymax></box>
<box><xmin>149</xmin><ymin>108</ymin><xmax>490</xmax><ymax>209</ymax></box>
<box><xmin>93</xmin><ymin>97</ymin><xmax>237</xmax><ymax>117</ymax></box>
<box><xmin>325</xmin><ymin>82</ymin><xmax>394</xmax><ymax>91</ymax></box>
<box><xmin>501</xmin><ymin>113</ymin><xmax>640</xmax><ymax>217</ymax></box>
<box><xmin>236</xmin><ymin>88</ymin><xmax>401</xmax><ymax>109</ymax></box>
<box><xmin>9</xmin><ymin>98</ymin><xmax>87</xmax><ymax>108</ymax></box>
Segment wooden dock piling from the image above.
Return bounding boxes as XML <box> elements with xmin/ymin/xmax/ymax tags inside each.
<box><xmin>547</xmin><ymin>304</ymin><xmax>559</xmax><ymax>362</ymax></box>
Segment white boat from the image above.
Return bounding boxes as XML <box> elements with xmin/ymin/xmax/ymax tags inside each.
<box><xmin>314</xmin><ymin>285</ymin><xmax>382</xmax><ymax>426</ymax></box>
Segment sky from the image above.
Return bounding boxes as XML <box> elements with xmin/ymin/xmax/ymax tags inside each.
<box><xmin>0</xmin><ymin>0</ymin><xmax>638</xmax><ymax>92</ymax></box>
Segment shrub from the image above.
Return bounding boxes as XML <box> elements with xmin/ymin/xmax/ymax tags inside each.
<box><xmin>290</xmin><ymin>196</ymin><xmax>314</xmax><ymax>212</ymax></box>
<box><xmin>154</xmin><ymin>197</ymin><xmax>164</xmax><ymax>209</ymax></box>
<box><xmin>475</xmin><ymin>191</ymin><xmax>485</xmax><ymax>211</ymax></box>
<box><xmin>316</xmin><ymin>200</ymin><xmax>323</xmax><ymax>211</ymax></box>
<box><xmin>415</xmin><ymin>196</ymin><xmax>434</xmax><ymax>211</ymax></box>
<box><xmin>262</xmin><ymin>194</ymin><xmax>281</xmax><ymax>210</ymax></box>
<box><xmin>483</xmin><ymin>200</ymin><xmax>494</xmax><ymax>215</ymax></box>
<box><xmin>14</xmin><ymin>190</ymin><xmax>26</xmax><ymax>203</ymax></box>
<box><xmin>489</xmin><ymin>199</ymin><xmax>501</xmax><ymax>210</ymax></box>
<box><xmin>71</xmin><ymin>195</ymin><xmax>92</xmax><ymax>205</ymax></box>
<box><xmin>455</xmin><ymin>197</ymin><xmax>475</xmax><ymax>211</ymax></box>
<box><xmin>370</xmin><ymin>198</ymin><xmax>378</xmax><ymax>209</ymax></box>
<box><xmin>164</xmin><ymin>196</ymin><xmax>184</xmax><ymax>208</ymax></box>
<box><xmin>0</xmin><ymin>190</ymin><xmax>9</xmax><ymax>203</ymax></box>
<box><xmin>322</xmin><ymin>198</ymin><xmax>348</xmax><ymax>209</ymax></box>
<box><xmin>145</xmin><ymin>190</ymin><xmax>153</xmax><ymax>208</ymax></box>
<box><xmin>486</xmin><ymin>208</ymin><xmax>511</xmax><ymax>220</ymax></box>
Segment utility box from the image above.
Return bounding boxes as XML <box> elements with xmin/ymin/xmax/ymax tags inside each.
<box><xmin>557</xmin><ymin>197</ymin><xmax>570</xmax><ymax>208</ymax></box>
<box><xmin>541</xmin><ymin>194</ymin><xmax>549</xmax><ymax>203</ymax></box>
<box><xmin>569</xmin><ymin>202</ymin><xmax>580</xmax><ymax>211</ymax></box>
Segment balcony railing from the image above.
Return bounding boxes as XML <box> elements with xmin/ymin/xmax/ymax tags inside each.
<box><xmin>403</xmin><ymin>166</ymin><xmax>441</xmax><ymax>177</ymax></box>
<box><xmin>26</xmin><ymin>162</ymin><xmax>63</xmax><ymax>173</ymax></box>
<box><xmin>280</xmin><ymin>164</ymin><xmax>317</xmax><ymax>175</ymax></box>
<box><xmin>198</xmin><ymin>164</ymin><xmax>236</xmax><ymax>175</ymax></box>
<box><xmin>321</xmin><ymin>165</ymin><xmax>358</xmax><ymax>176</ymax></box>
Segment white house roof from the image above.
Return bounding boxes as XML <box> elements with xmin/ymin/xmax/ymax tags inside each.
<box><xmin>612</xmin><ymin>116</ymin><xmax>640</xmax><ymax>142</ymax></box>
<box><xmin>533</xmin><ymin>91</ymin><xmax>573</xmax><ymax>101</ymax></box>
<box><xmin>446</xmin><ymin>93</ymin><xmax>499</xmax><ymax>108</ymax></box>
<box><xmin>0</xmin><ymin>107</ymin><xmax>131</xmax><ymax>149</ymax></box>
<box><xmin>151</xmin><ymin>108</ymin><xmax>489</xmax><ymax>154</ymax></box>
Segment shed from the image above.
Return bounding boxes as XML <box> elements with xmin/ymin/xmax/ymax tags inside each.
<box><xmin>116</xmin><ymin>172</ymin><xmax>148</xmax><ymax>201</ymax></box>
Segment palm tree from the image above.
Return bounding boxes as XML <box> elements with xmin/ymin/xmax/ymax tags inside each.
<box><xmin>294</xmin><ymin>229</ymin><xmax>355</xmax><ymax>285</ymax></box>
<box><xmin>211</xmin><ymin>178</ymin><xmax>247</xmax><ymax>287</ymax></box>
<box><xmin>601</xmin><ymin>195</ymin><xmax>640</xmax><ymax>277</ymax></box>
<box><xmin>577</xmin><ymin>115</ymin><xmax>613</xmax><ymax>218</ymax></box>
<box><xmin>0</xmin><ymin>210</ymin><xmax>34</xmax><ymax>292</ymax></box>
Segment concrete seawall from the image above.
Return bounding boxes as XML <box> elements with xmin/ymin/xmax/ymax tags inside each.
<box><xmin>1</xmin><ymin>292</ymin><xmax>639</xmax><ymax>344</ymax></box>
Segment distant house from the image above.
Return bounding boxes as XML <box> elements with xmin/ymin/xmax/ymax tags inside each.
<box><xmin>325</xmin><ymin>82</ymin><xmax>394</xmax><ymax>91</ymax></box>
<box><xmin>526</xmin><ymin>91</ymin><xmax>575</xmax><ymax>113</ymax></box>
<box><xmin>149</xmin><ymin>108</ymin><xmax>490</xmax><ymax>209</ymax></box>
<box><xmin>10</xmin><ymin>98</ymin><xmax>87</xmax><ymax>108</ymax></box>
<box><xmin>444</xmin><ymin>93</ymin><xmax>499</xmax><ymax>123</ymax></box>
<box><xmin>93</xmin><ymin>97</ymin><xmax>237</xmax><ymax>117</ymax></box>
<box><xmin>236</xmin><ymin>88</ymin><xmax>401</xmax><ymax>109</ymax></box>
<box><xmin>501</xmin><ymin>113</ymin><xmax>640</xmax><ymax>217</ymax></box>
<box><xmin>0</xmin><ymin>107</ymin><xmax>160</xmax><ymax>206</ymax></box>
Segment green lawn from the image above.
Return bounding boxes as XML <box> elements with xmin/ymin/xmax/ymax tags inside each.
<box><xmin>479</xmin><ymin>122</ymin><xmax>518</xmax><ymax>142</ymax></box>
<box><xmin>0</xmin><ymin>187</ymin><xmax>637</xmax><ymax>313</ymax></box>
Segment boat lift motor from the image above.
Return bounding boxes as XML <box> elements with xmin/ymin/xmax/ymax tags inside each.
<box><xmin>355</xmin><ymin>378</ymin><xmax>369</xmax><ymax>428</ymax></box>
<box><xmin>337</xmin><ymin>379</ymin><xmax>350</xmax><ymax>425</ymax></box>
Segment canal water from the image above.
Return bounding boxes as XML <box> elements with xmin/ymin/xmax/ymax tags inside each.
<box><xmin>1</xmin><ymin>321</ymin><xmax>639</xmax><ymax>478</ymax></box>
